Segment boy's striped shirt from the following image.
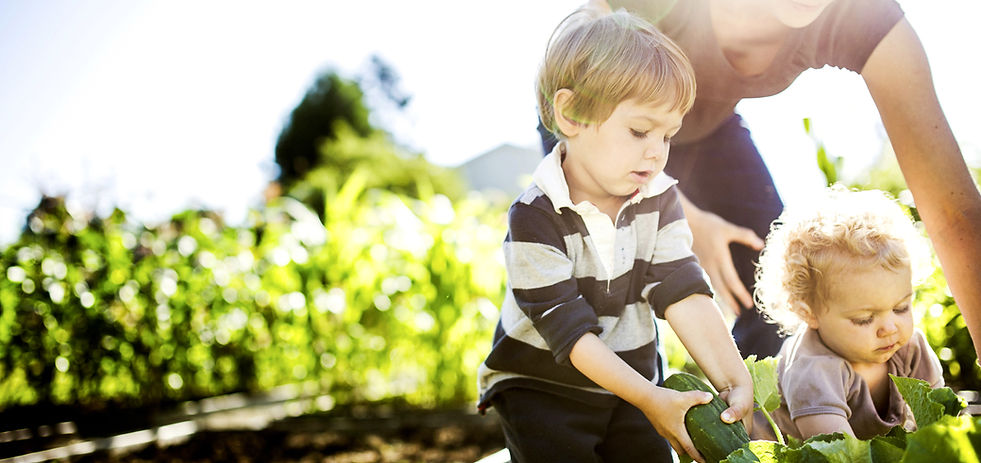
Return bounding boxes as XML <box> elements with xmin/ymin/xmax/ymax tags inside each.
<box><xmin>478</xmin><ymin>149</ymin><xmax>712</xmax><ymax>409</ymax></box>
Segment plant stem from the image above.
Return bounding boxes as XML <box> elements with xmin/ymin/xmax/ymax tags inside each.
<box><xmin>760</xmin><ymin>407</ymin><xmax>784</xmax><ymax>446</ymax></box>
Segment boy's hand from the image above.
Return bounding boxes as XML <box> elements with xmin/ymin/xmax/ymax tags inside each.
<box><xmin>717</xmin><ymin>384</ymin><xmax>755</xmax><ymax>435</ymax></box>
<box><xmin>637</xmin><ymin>388</ymin><xmax>714</xmax><ymax>463</ymax></box>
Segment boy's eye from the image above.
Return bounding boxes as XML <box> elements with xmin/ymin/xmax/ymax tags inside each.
<box><xmin>630</xmin><ymin>129</ymin><xmax>649</xmax><ymax>138</ymax></box>
<box><xmin>894</xmin><ymin>304</ymin><xmax>911</xmax><ymax>314</ymax></box>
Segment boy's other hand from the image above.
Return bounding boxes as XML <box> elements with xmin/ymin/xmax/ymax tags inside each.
<box><xmin>639</xmin><ymin>388</ymin><xmax>713</xmax><ymax>463</ymax></box>
<box><xmin>717</xmin><ymin>384</ymin><xmax>755</xmax><ymax>435</ymax></box>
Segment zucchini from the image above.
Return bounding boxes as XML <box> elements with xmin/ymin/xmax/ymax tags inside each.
<box><xmin>663</xmin><ymin>372</ymin><xmax>750</xmax><ymax>463</ymax></box>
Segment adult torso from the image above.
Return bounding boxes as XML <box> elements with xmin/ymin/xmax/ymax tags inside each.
<box><xmin>609</xmin><ymin>0</ymin><xmax>904</xmax><ymax>145</ymax></box>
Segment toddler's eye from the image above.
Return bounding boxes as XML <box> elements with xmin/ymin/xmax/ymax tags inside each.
<box><xmin>630</xmin><ymin>129</ymin><xmax>649</xmax><ymax>138</ymax></box>
<box><xmin>852</xmin><ymin>316</ymin><xmax>874</xmax><ymax>326</ymax></box>
<box><xmin>894</xmin><ymin>304</ymin><xmax>911</xmax><ymax>314</ymax></box>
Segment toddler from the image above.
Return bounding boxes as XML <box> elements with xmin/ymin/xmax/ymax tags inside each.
<box><xmin>755</xmin><ymin>186</ymin><xmax>943</xmax><ymax>440</ymax></box>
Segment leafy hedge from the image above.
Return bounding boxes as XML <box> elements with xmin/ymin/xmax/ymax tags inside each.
<box><xmin>0</xmin><ymin>169</ymin><xmax>506</xmax><ymax>411</ymax></box>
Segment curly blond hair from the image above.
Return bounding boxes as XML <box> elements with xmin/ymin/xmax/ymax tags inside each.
<box><xmin>754</xmin><ymin>186</ymin><xmax>928</xmax><ymax>334</ymax></box>
<box><xmin>536</xmin><ymin>7</ymin><xmax>696</xmax><ymax>139</ymax></box>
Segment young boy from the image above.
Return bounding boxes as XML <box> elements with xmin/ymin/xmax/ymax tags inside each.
<box><xmin>477</xmin><ymin>7</ymin><xmax>754</xmax><ymax>462</ymax></box>
<box><xmin>754</xmin><ymin>186</ymin><xmax>944</xmax><ymax>440</ymax></box>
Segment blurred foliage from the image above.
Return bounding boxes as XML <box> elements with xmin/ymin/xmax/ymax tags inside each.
<box><xmin>274</xmin><ymin>71</ymin><xmax>372</xmax><ymax>189</ymax></box>
<box><xmin>808</xmin><ymin>119</ymin><xmax>981</xmax><ymax>391</ymax></box>
<box><xmin>804</xmin><ymin>118</ymin><xmax>843</xmax><ymax>187</ymax></box>
<box><xmin>274</xmin><ymin>58</ymin><xmax>464</xmax><ymax>224</ymax></box>
<box><xmin>0</xmin><ymin>180</ymin><xmax>506</xmax><ymax>411</ymax></box>
<box><xmin>0</xmin><ymin>58</ymin><xmax>484</xmax><ymax>414</ymax></box>
<box><xmin>288</xmin><ymin>124</ymin><xmax>465</xmax><ymax>225</ymax></box>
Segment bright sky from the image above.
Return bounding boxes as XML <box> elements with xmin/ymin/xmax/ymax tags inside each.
<box><xmin>1</xmin><ymin>1</ymin><xmax>978</xmax><ymax>246</ymax></box>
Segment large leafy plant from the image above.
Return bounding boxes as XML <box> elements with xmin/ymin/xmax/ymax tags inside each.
<box><xmin>719</xmin><ymin>357</ymin><xmax>976</xmax><ymax>462</ymax></box>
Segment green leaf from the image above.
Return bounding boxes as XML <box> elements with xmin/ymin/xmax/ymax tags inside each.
<box><xmin>874</xmin><ymin>425</ymin><xmax>908</xmax><ymax>451</ymax></box>
<box><xmin>805</xmin><ymin>432</ymin><xmax>872</xmax><ymax>463</ymax></box>
<box><xmin>722</xmin><ymin>446</ymin><xmax>764</xmax><ymax>462</ymax></box>
<box><xmin>745</xmin><ymin>355</ymin><xmax>781</xmax><ymax>412</ymax></box>
<box><xmin>869</xmin><ymin>435</ymin><xmax>905</xmax><ymax>463</ymax></box>
<box><xmin>785</xmin><ymin>434</ymin><xmax>805</xmax><ymax>449</ymax></box>
<box><xmin>745</xmin><ymin>355</ymin><xmax>785</xmax><ymax>445</ymax></box>
<box><xmin>927</xmin><ymin>386</ymin><xmax>968</xmax><ymax>417</ymax></box>
<box><xmin>891</xmin><ymin>375</ymin><xmax>966</xmax><ymax>428</ymax></box>
<box><xmin>900</xmin><ymin>414</ymin><xmax>981</xmax><ymax>463</ymax></box>
<box><xmin>723</xmin><ymin>440</ymin><xmax>833</xmax><ymax>463</ymax></box>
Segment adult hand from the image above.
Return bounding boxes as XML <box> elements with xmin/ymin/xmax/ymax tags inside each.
<box><xmin>637</xmin><ymin>388</ymin><xmax>713</xmax><ymax>463</ymax></box>
<box><xmin>685</xmin><ymin>203</ymin><xmax>764</xmax><ymax>317</ymax></box>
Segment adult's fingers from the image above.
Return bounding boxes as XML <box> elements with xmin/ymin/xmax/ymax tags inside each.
<box><xmin>706</xmin><ymin>266</ymin><xmax>741</xmax><ymax>318</ymax></box>
<box><xmin>730</xmin><ymin>224</ymin><xmax>764</xmax><ymax>251</ymax></box>
<box><xmin>719</xmin><ymin>250</ymin><xmax>753</xmax><ymax>310</ymax></box>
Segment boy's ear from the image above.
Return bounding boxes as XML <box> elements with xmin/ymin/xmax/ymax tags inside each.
<box><xmin>552</xmin><ymin>89</ymin><xmax>582</xmax><ymax>137</ymax></box>
<box><xmin>793</xmin><ymin>301</ymin><xmax>820</xmax><ymax>329</ymax></box>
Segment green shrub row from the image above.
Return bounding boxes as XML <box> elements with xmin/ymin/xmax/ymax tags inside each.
<box><xmin>0</xmin><ymin>169</ymin><xmax>506</xmax><ymax>410</ymax></box>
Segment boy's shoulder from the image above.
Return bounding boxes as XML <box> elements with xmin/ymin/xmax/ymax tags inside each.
<box><xmin>512</xmin><ymin>183</ymin><xmax>549</xmax><ymax>209</ymax></box>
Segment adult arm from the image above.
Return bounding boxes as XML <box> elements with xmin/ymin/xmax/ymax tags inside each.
<box><xmin>679</xmin><ymin>194</ymin><xmax>764</xmax><ymax>317</ymax></box>
<box><xmin>861</xmin><ymin>18</ymin><xmax>981</xmax><ymax>362</ymax></box>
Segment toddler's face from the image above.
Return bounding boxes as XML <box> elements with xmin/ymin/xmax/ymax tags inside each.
<box><xmin>808</xmin><ymin>263</ymin><xmax>914</xmax><ymax>368</ymax></box>
<box><xmin>562</xmin><ymin>98</ymin><xmax>683</xmax><ymax>204</ymax></box>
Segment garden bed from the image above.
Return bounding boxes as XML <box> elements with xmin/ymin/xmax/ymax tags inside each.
<box><xmin>1</xmin><ymin>401</ymin><xmax>504</xmax><ymax>463</ymax></box>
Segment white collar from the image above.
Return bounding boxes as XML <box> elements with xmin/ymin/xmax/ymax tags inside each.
<box><xmin>532</xmin><ymin>142</ymin><xmax>677</xmax><ymax>215</ymax></box>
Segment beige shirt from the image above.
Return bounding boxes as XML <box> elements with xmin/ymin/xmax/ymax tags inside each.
<box><xmin>771</xmin><ymin>328</ymin><xmax>943</xmax><ymax>440</ymax></box>
<box><xmin>609</xmin><ymin>0</ymin><xmax>904</xmax><ymax>144</ymax></box>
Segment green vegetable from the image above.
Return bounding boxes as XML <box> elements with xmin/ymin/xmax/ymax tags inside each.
<box><xmin>664</xmin><ymin>372</ymin><xmax>751</xmax><ymax>463</ymax></box>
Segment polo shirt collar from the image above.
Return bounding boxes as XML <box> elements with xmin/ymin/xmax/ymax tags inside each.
<box><xmin>532</xmin><ymin>142</ymin><xmax>678</xmax><ymax>215</ymax></box>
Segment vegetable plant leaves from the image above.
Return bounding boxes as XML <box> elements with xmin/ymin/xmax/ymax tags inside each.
<box><xmin>890</xmin><ymin>375</ymin><xmax>966</xmax><ymax>428</ymax></box>
<box><xmin>745</xmin><ymin>355</ymin><xmax>781</xmax><ymax>412</ymax></box>
<box><xmin>716</xmin><ymin>360</ymin><xmax>978</xmax><ymax>462</ymax></box>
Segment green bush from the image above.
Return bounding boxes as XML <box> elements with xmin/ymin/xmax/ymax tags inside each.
<box><xmin>0</xmin><ymin>172</ymin><xmax>507</xmax><ymax>411</ymax></box>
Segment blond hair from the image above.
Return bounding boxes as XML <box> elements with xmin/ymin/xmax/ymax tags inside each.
<box><xmin>536</xmin><ymin>7</ymin><xmax>696</xmax><ymax>138</ymax></box>
<box><xmin>754</xmin><ymin>186</ymin><xmax>929</xmax><ymax>334</ymax></box>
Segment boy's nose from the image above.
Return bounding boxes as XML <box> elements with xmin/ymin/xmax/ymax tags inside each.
<box><xmin>645</xmin><ymin>142</ymin><xmax>667</xmax><ymax>160</ymax></box>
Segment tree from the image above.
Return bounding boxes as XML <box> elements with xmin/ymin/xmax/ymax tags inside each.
<box><xmin>272</xmin><ymin>58</ymin><xmax>464</xmax><ymax>222</ymax></box>
<box><xmin>274</xmin><ymin>71</ymin><xmax>372</xmax><ymax>190</ymax></box>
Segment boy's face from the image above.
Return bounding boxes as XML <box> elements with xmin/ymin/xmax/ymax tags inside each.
<box><xmin>806</xmin><ymin>263</ymin><xmax>914</xmax><ymax>368</ymax></box>
<box><xmin>562</xmin><ymin>98</ymin><xmax>683</xmax><ymax>206</ymax></box>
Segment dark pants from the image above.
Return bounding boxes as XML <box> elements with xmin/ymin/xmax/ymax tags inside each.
<box><xmin>537</xmin><ymin>114</ymin><xmax>785</xmax><ymax>358</ymax></box>
<box><xmin>492</xmin><ymin>388</ymin><xmax>673</xmax><ymax>463</ymax></box>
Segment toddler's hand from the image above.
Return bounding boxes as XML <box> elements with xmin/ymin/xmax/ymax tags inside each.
<box><xmin>638</xmin><ymin>388</ymin><xmax>714</xmax><ymax>463</ymax></box>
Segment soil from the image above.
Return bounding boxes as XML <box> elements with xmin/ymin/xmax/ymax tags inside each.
<box><xmin>63</xmin><ymin>408</ymin><xmax>505</xmax><ymax>463</ymax></box>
